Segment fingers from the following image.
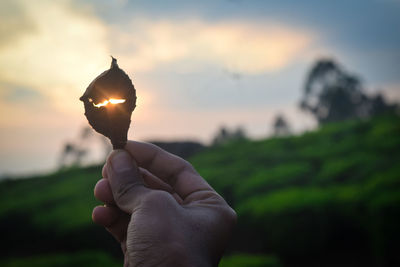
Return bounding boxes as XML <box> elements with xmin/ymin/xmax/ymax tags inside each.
<box><xmin>106</xmin><ymin>149</ymin><xmax>150</xmax><ymax>214</ymax></box>
<box><xmin>94</xmin><ymin>178</ymin><xmax>115</xmax><ymax>204</ymax></box>
<box><xmin>102</xmin><ymin>164</ymin><xmax>108</xmax><ymax>179</ymax></box>
<box><xmin>125</xmin><ymin>141</ymin><xmax>213</xmax><ymax>200</ymax></box>
<box><xmin>98</xmin><ymin>167</ymin><xmax>181</xmax><ymax>204</ymax></box>
<box><xmin>139</xmin><ymin>167</ymin><xmax>174</xmax><ymax>193</ymax></box>
<box><xmin>92</xmin><ymin>205</ymin><xmax>119</xmax><ymax>226</ymax></box>
<box><xmin>106</xmin><ymin>213</ymin><xmax>130</xmax><ymax>243</ymax></box>
<box><xmin>125</xmin><ymin>141</ymin><xmax>190</xmax><ymax>182</ymax></box>
<box><xmin>92</xmin><ymin>205</ymin><xmax>129</xmax><ymax>243</ymax></box>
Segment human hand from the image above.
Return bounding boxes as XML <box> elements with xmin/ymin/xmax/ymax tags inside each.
<box><xmin>92</xmin><ymin>141</ymin><xmax>236</xmax><ymax>267</ymax></box>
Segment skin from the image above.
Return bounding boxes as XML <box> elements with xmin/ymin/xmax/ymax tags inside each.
<box><xmin>92</xmin><ymin>141</ymin><xmax>237</xmax><ymax>267</ymax></box>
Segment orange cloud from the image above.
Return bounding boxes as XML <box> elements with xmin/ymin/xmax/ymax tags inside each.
<box><xmin>112</xmin><ymin>19</ymin><xmax>315</xmax><ymax>74</ymax></box>
<box><xmin>0</xmin><ymin>0</ymin><xmax>109</xmax><ymax>114</ymax></box>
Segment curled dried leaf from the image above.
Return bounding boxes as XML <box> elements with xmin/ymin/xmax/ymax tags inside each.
<box><xmin>80</xmin><ymin>57</ymin><xmax>137</xmax><ymax>149</ymax></box>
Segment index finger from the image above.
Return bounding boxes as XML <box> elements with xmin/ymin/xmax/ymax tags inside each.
<box><xmin>125</xmin><ymin>141</ymin><xmax>213</xmax><ymax>200</ymax></box>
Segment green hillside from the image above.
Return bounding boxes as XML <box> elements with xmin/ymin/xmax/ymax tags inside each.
<box><xmin>0</xmin><ymin>115</ymin><xmax>399</xmax><ymax>266</ymax></box>
<box><xmin>190</xmin><ymin>114</ymin><xmax>400</xmax><ymax>266</ymax></box>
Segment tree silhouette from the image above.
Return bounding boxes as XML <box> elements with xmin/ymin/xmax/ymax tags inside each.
<box><xmin>300</xmin><ymin>58</ymin><xmax>396</xmax><ymax>124</ymax></box>
<box><xmin>273</xmin><ymin>114</ymin><xmax>291</xmax><ymax>136</ymax></box>
<box><xmin>58</xmin><ymin>126</ymin><xmax>112</xmax><ymax>169</ymax></box>
<box><xmin>58</xmin><ymin>142</ymin><xmax>87</xmax><ymax>168</ymax></box>
<box><xmin>212</xmin><ymin>126</ymin><xmax>247</xmax><ymax>146</ymax></box>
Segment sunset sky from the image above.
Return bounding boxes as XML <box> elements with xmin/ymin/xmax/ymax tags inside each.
<box><xmin>1</xmin><ymin>0</ymin><xmax>399</xmax><ymax>175</ymax></box>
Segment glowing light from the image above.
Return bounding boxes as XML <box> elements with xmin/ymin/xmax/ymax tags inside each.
<box><xmin>93</xmin><ymin>98</ymin><xmax>126</xmax><ymax>108</ymax></box>
<box><xmin>109</xmin><ymin>99</ymin><xmax>126</xmax><ymax>104</ymax></box>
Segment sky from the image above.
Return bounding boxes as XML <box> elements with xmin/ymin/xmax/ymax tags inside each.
<box><xmin>1</xmin><ymin>0</ymin><xmax>399</xmax><ymax>176</ymax></box>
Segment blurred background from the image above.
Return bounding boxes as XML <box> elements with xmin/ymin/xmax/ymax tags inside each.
<box><xmin>0</xmin><ymin>0</ymin><xmax>399</xmax><ymax>266</ymax></box>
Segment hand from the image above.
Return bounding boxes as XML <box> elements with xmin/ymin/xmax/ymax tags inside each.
<box><xmin>92</xmin><ymin>141</ymin><xmax>236</xmax><ymax>267</ymax></box>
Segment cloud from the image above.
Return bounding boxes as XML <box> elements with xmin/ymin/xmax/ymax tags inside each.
<box><xmin>0</xmin><ymin>83</ymin><xmax>43</xmax><ymax>102</ymax></box>
<box><xmin>0</xmin><ymin>0</ymin><xmax>317</xmax><ymax>174</ymax></box>
<box><xmin>110</xmin><ymin>19</ymin><xmax>315</xmax><ymax>74</ymax></box>
<box><xmin>0</xmin><ymin>0</ymin><xmax>315</xmax><ymax>115</ymax></box>
<box><xmin>0</xmin><ymin>1</ymin><xmax>37</xmax><ymax>48</ymax></box>
<box><xmin>0</xmin><ymin>0</ymin><xmax>110</xmax><ymax>114</ymax></box>
<box><xmin>0</xmin><ymin>0</ymin><xmax>112</xmax><ymax>175</ymax></box>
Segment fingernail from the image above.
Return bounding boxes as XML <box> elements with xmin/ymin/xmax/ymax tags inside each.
<box><xmin>110</xmin><ymin>150</ymin><xmax>132</xmax><ymax>173</ymax></box>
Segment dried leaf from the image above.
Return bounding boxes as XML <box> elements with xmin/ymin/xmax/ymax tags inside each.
<box><xmin>80</xmin><ymin>57</ymin><xmax>137</xmax><ymax>149</ymax></box>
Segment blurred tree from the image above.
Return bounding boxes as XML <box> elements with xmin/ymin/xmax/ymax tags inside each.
<box><xmin>79</xmin><ymin>126</ymin><xmax>112</xmax><ymax>160</ymax></box>
<box><xmin>149</xmin><ymin>141</ymin><xmax>205</xmax><ymax>160</ymax></box>
<box><xmin>58</xmin><ymin>126</ymin><xmax>112</xmax><ymax>169</ymax></box>
<box><xmin>232</xmin><ymin>126</ymin><xmax>247</xmax><ymax>140</ymax></box>
<box><xmin>212</xmin><ymin>126</ymin><xmax>247</xmax><ymax>146</ymax></box>
<box><xmin>300</xmin><ymin>58</ymin><xmax>397</xmax><ymax>124</ymax></box>
<box><xmin>58</xmin><ymin>142</ymin><xmax>87</xmax><ymax>168</ymax></box>
<box><xmin>273</xmin><ymin>114</ymin><xmax>291</xmax><ymax>137</ymax></box>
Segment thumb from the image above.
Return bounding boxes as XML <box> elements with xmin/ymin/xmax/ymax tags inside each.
<box><xmin>106</xmin><ymin>149</ymin><xmax>149</xmax><ymax>214</ymax></box>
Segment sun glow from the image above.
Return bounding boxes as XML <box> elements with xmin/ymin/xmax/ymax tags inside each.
<box><xmin>109</xmin><ymin>99</ymin><xmax>126</xmax><ymax>104</ymax></box>
<box><xmin>93</xmin><ymin>98</ymin><xmax>126</xmax><ymax>108</ymax></box>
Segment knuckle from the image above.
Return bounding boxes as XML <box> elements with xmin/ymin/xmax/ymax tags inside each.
<box><xmin>114</xmin><ymin>181</ymin><xmax>142</xmax><ymax>201</ymax></box>
<box><xmin>182</xmin><ymin>159</ymin><xmax>195</xmax><ymax>172</ymax></box>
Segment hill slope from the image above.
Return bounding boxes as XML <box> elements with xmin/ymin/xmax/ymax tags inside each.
<box><xmin>190</xmin><ymin>114</ymin><xmax>400</xmax><ymax>266</ymax></box>
<box><xmin>0</xmin><ymin>115</ymin><xmax>399</xmax><ymax>266</ymax></box>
